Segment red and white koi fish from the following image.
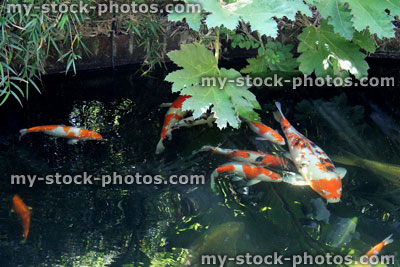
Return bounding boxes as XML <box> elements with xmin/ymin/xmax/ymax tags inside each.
<box><xmin>210</xmin><ymin>162</ymin><xmax>303</xmax><ymax>190</ymax></box>
<box><xmin>156</xmin><ymin>95</ymin><xmax>191</xmax><ymax>154</ymax></box>
<box><xmin>210</xmin><ymin>162</ymin><xmax>283</xmax><ymax>190</ymax></box>
<box><xmin>199</xmin><ymin>145</ymin><xmax>290</xmax><ymax>168</ymax></box>
<box><xmin>12</xmin><ymin>195</ymin><xmax>31</xmax><ymax>240</ymax></box>
<box><xmin>273</xmin><ymin>102</ymin><xmax>347</xmax><ymax>203</ymax></box>
<box><xmin>19</xmin><ymin>125</ymin><xmax>103</xmax><ymax>144</ymax></box>
<box><xmin>245</xmin><ymin>119</ymin><xmax>285</xmax><ymax>145</ymax></box>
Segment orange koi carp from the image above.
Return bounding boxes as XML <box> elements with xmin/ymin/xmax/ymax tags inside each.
<box><xmin>156</xmin><ymin>95</ymin><xmax>191</xmax><ymax>154</ymax></box>
<box><xmin>351</xmin><ymin>234</ymin><xmax>393</xmax><ymax>266</ymax></box>
<box><xmin>199</xmin><ymin>146</ymin><xmax>290</xmax><ymax>168</ymax></box>
<box><xmin>364</xmin><ymin>234</ymin><xmax>393</xmax><ymax>258</ymax></box>
<box><xmin>273</xmin><ymin>102</ymin><xmax>347</xmax><ymax>203</ymax></box>
<box><xmin>245</xmin><ymin>120</ymin><xmax>285</xmax><ymax>145</ymax></box>
<box><xmin>19</xmin><ymin>125</ymin><xmax>102</xmax><ymax>144</ymax></box>
<box><xmin>12</xmin><ymin>195</ymin><xmax>31</xmax><ymax>240</ymax></box>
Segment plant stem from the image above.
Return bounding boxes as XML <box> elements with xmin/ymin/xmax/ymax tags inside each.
<box><xmin>215</xmin><ymin>27</ymin><xmax>220</xmax><ymax>64</ymax></box>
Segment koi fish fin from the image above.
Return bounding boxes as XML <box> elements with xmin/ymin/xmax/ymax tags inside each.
<box><xmin>282</xmin><ymin>172</ymin><xmax>310</xmax><ymax>186</ymax></box>
<box><xmin>273</xmin><ymin>101</ymin><xmax>285</xmax><ymax>122</ymax></box>
<box><xmin>336</xmin><ymin>167</ymin><xmax>347</xmax><ymax>179</ymax></box>
<box><xmin>246</xmin><ymin>179</ymin><xmax>261</xmax><ymax>186</ymax></box>
<box><xmin>165</xmin><ymin>129</ymin><xmax>173</xmax><ymax>141</ymax></box>
<box><xmin>67</xmin><ymin>139</ymin><xmax>80</xmax><ymax>145</ymax></box>
<box><xmin>382</xmin><ymin>234</ymin><xmax>394</xmax><ymax>246</ymax></box>
<box><xmin>206</xmin><ymin>115</ymin><xmax>216</xmax><ymax>127</ymax></box>
<box><xmin>19</xmin><ymin>129</ymin><xmax>28</xmax><ymax>140</ymax></box>
<box><xmin>159</xmin><ymin>102</ymin><xmax>172</xmax><ymax>108</ymax></box>
<box><xmin>283</xmin><ymin>152</ymin><xmax>295</xmax><ymax>165</ymax></box>
<box><xmin>232</xmin><ymin>176</ymin><xmax>244</xmax><ymax>182</ymax></box>
<box><xmin>155</xmin><ymin>139</ymin><xmax>165</xmax><ymax>154</ymax></box>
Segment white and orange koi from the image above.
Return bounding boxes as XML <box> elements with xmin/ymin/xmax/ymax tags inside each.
<box><xmin>245</xmin><ymin>119</ymin><xmax>285</xmax><ymax>145</ymax></box>
<box><xmin>210</xmin><ymin>162</ymin><xmax>283</xmax><ymax>190</ymax></box>
<box><xmin>199</xmin><ymin>145</ymin><xmax>290</xmax><ymax>168</ymax></box>
<box><xmin>273</xmin><ymin>102</ymin><xmax>347</xmax><ymax>203</ymax></box>
<box><xmin>13</xmin><ymin>195</ymin><xmax>31</xmax><ymax>240</ymax></box>
<box><xmin>210</xmin><ymin>162</ymin><xmax>304</xmax><ymax>190</ymax></box>
<box><xmin>156</xmin><ymin>95</ymin><xmax>191</xmax><ymax>154</ymax></box>
<box><xmin>19</xmin><ymin>125</ymin><xmax>103</xmax><ymax>144</ymax></box>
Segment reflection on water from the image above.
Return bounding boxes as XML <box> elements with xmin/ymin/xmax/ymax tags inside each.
<box><xmin>0</xmin><ymin>63</ymin><xmax>399</xmax><ymax>266</ymax></box>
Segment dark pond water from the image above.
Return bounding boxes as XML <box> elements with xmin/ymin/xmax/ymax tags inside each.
<box><xmin>0</xmin><ymin>59</ymin><xmax>400</xmax><ymax>267</ymax></box>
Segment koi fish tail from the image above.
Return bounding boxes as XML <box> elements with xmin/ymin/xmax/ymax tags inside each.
<box><xmin>155</xmin><ymin>138</ymin><xmax>165</xmax><ymax>154</ymax></box>
<box><xmin>382</xmin><ymin>234</ymin><xmax>394</xmax><ymax>246</ymax></box>
<box><xmin>273</xmin><ymin>102</ymin><xmax>284</xmax><ymax>122</ymax></box>
<box><xmin>19</xmin><ymin>129</ymin><xmax>28</xmax><ymax>141</ymax></box>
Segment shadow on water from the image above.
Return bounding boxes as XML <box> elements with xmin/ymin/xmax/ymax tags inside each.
<box><xmin>0</xmin><ymin>59</ymin><xmax>400</xmax><ymax>266</ymax></box>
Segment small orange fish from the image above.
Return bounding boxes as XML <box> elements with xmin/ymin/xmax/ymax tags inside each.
<box><xmin>12</xmin><ymin>195</ymin><xmax>31</xmax><ymax>239</ymax></box>
<box><xmin>19</xmin><ymin>125</ymin><xmax>102</xmax><ymax>144</ymax></box>
<box><xmin>364</xmin><ymin>234</ymin><xmax>393</xmax><ymax>258</ymax></box>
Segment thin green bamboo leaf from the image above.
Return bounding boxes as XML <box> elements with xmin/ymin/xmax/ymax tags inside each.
<box><xmin>1</xmin><ymin>62</ymin><xmax>17</xmax><ymax>75</ymax></box>
<box><xmin>10</xmin><ymin>81</ymin><xmax>24</xmax><ymax>96</ymax></box>
<box><xmin>0</xmin><ymin>90</ymin><xmax>11</xmax><ymax>106</ymax></box>
<box><xmin>10</xmin><ymin>90</ymin><xmax>23</xmax><ymax>107</ymax></box>
<box><xmin>28</xmin><ymin>78</ymin><xmax>41</xmax><ymax>94</ymax></box>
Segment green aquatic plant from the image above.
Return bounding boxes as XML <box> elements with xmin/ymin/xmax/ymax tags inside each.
<box><xmin>325</xmin><ymin>217</ymin><xmax>359</xmax><ymax>248</ymax></box>
<box><xmin>241</xmin><ymin>41</ymin><xmax>300</xmax><ymax>79</ymax></box>
<box><xmin>332</xmin><ymin>151</ymin><xmax>400</xmax><ymax>187</ymax></box>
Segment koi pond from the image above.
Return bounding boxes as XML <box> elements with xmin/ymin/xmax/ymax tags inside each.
<box><xmin>0</xmin><ymin>59</ymin><xmax>400</xmax><ymax>267</ymax></box>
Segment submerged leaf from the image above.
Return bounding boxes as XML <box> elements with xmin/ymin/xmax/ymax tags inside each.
<box><xmin>326</xmin><ymin>217</ymin><xmax>359</xmax><ymax>248</ymax></box>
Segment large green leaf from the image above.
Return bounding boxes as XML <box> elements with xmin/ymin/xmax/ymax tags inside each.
<box><xmin>200</xmin><ymin>0</ymin><xmax>311</xmax><ymax>38</ymax></box>
<box><xmin>297</xmin><ymin>20</ymin><xmax>369</xmax><ymax>80</ymax></box>
<box><xmin>314</xmin><ymin>0</ymin><xmax>354</xmax><ymax>40</ymax></box>
<box><xmin>167</xmin><ymin>0</ymin><xmax>203</xmax><ymax>31</ymax></box>
<box><xmin>166</xmin><ymin>43</ymin><xmax>260</xmax><ymax>129</ymax></box>
<box><xmin>352</xmin><ymin>30</ymin><xmax>376</xmax><ymax>53</ymax></box>
<box><xmin>345</xmin><ymin>0</ymin><xmax>396</xmax><ymax>38</ymax></box>
<box><xmin>241</xmin><ymin>42</ymin><xmax>299</xmax><ymax>77</ymax></box>
<box><xmin>165</xmin><ymin>43</ymin><xmax>219</xmax><ymax>92</ymax></box>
